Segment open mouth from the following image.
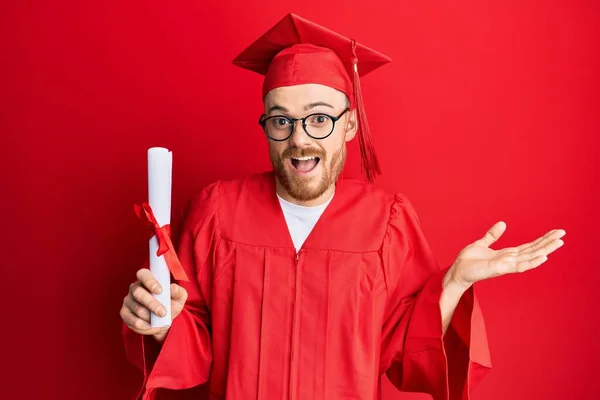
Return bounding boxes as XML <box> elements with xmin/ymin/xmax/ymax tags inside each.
<box><xmin>290</xmin><ymin>156</ymin><xmax>320</xmax><ymax>173</ymax></box>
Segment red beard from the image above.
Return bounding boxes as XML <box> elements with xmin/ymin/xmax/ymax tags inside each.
<box><xmin>271</xmin><ymin>145</ymin><xmax>346</xmax><ymax>202</ymax></box>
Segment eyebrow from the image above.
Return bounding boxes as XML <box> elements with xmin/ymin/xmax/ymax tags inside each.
<box><xmin>267</xmin><ymin>105</ymin><xmax>288</xmax><ymax>114</ymax></box>
<box><xmin>305</xmin><ymin>102</ymin><xmax>334</xmax><ymax>111</ymax></box>
<box><xmin>267</xmin><ymin>102</ymin><xmax>335</xmax><ymax>115</ymax></box>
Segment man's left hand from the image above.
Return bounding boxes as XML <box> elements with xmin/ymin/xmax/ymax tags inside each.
<box><xmin>447</xmin><ymin>221</ymin><xmax>566</xmax><ymax>289</ymax></box>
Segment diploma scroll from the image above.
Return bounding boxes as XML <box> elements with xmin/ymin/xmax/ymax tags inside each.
<box><xmin>147</xmin><ymin>147</ymin><xmax>173</xmax><ymax>327</ymax></box>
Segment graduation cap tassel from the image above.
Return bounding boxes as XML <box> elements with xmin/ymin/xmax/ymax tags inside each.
<box><xmin>351</xmin><ymin>40</ymin><xmax>381</xmax><ymax>184</ymax></box>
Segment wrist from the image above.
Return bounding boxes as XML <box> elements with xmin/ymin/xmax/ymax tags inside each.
<box><xmin>153</xmin><ymin>328</ymin><xmax>169</xmax><ymax>344</ymax></box>
<box><xmin>444</xmin><ymin>264</ymin><xmax>472</xmax><ymax>293</ymax></box>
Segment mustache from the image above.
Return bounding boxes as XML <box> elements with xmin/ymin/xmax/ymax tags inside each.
<box><xmin>281</xmin><ymin>147</ymin><xmax>326</xmax><ymax>160</ymax></box>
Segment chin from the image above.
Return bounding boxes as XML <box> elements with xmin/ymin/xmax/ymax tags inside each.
<box><xmin>282</xmin><ymin>172</ymin><xmax>329</xmax><ymax>202</ymax></box>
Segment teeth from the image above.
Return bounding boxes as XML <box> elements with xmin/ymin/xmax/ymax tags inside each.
<box><xmin>293</xmin><ymin>156</ymin><xmax>317</xmax><ymax>161</ymax></box>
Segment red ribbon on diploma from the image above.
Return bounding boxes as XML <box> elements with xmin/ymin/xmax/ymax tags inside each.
<box><xmin>134</xmin><ymin>202</ymin><xmax>189</xmax><ymax>282</ymax></box>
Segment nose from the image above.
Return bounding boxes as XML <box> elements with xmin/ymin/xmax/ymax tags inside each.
<box><xmin>289</xmin><ymin>120</ymin><xmax>313</xmax><ymax>147</ymax></box>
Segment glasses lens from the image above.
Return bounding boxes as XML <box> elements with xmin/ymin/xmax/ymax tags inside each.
<box><xmin>265</xmin><ymin>116</ymin><xmax>293</xmax><ymax>140</ymax></box>
<box><xmin>305</xmin><ymin>114</ymin><xmax>334</xmax><ymax>138</ymax></box>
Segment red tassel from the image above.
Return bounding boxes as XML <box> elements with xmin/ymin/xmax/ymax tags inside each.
<box><xmin>351</xmin><ymin>40</ymin><xmax>381</xmax><ymax>183</ymax></box>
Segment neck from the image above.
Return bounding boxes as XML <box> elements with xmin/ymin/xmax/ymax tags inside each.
<box><xmin>275</xmin><ymin>177</ymin><xmax>335</xmax><ymax>207</ymax></box>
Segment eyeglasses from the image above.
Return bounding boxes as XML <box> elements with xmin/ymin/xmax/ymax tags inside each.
<box><xmin>258</xmin><ymin>108</ymin><xmax>350</xmax><ymax>141</ymax></box>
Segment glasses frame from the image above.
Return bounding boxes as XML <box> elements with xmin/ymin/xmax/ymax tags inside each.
<box><xmin>258</xmin><ymin>108</ymin><xmax>350</xmax><ymax>141</ymax></box>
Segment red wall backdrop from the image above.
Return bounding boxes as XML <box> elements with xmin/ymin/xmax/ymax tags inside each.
<box><xmin>2</xmin><ymin>1</ymin><xmax>598</xmax><ymax>399</ymax></box>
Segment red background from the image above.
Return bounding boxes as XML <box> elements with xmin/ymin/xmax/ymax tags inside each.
<box><xmin>2</xmin><ymin>1</ymin><xmax>598</xmax><ymax>399</ymax></box>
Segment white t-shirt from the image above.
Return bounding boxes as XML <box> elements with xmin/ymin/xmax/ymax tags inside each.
<box><xmin>277</xmin><ymin>193</ymin><xmax>334</xmax><ymax>252</ymax></box>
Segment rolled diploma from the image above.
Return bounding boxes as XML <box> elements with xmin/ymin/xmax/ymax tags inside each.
<box><xmin>148</xmin><ymin>147</ymin><xmax>173</xmax><ymax>327</ymax></box>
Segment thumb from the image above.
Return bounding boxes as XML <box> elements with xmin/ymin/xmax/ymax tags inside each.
<box><xmin>477</xmin><ymin>221</ymin><xmax>507</xmax><ymax>248</ymax></box>
<box><xmin>170</xmin><ymin>283</ymin><xmax>188</xmax><ymax>303</ymax></box>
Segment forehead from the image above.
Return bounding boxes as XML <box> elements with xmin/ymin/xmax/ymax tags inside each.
<box><xmin>264</xmin><ymin>83</ymin><xmax>347</xmax><ymax>108</ymax></box>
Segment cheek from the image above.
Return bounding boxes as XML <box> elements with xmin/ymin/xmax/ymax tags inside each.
<box><xmin>269</xmin><ymin>142</ymin><xmax>291</xmax><ymax>165</ymax></box>
<box><xmin>321</xmin><ymin>133</ymin><xmax>345</xmax><ymax>162</ymax></box>
<box><xmin>268</xmin><ymin>141</ymin><xmax>284</xmax><ymax>156</ymax></box>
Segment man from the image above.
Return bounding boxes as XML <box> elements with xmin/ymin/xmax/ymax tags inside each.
<box><xmin>120</xmin><ymin>13</ymin><xmax>566</xmax><ymax>400</ymax></box>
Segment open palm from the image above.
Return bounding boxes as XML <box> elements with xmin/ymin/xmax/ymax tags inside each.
<box><xmin>449</xmin><ymin>221</ymin><xmax>566</xmax><ymax>287</ymax></box>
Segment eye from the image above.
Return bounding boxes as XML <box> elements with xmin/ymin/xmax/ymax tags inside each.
<box><xmin>271</xmin><ymin>117</ymin><xmax>291</xmax><ymax>127</ymax></box>
<box><xmin>308</xmin><ymin>114</ymin><xmax>331</xmax><ymax>125</ymax></box>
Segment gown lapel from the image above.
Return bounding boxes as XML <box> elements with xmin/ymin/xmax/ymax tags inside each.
<box><xmin>262</xmin><ymin>170</ymin><xmax>345</xmax><ymax>252</ymax></box>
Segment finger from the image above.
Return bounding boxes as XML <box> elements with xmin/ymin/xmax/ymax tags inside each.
<box><xmin>123</xmin><ymin>295</ymin><xmax>150</xmax><ymax>322</ymax></box>
<box><xmin>493</xmin><ymin>253</ymin><xmax>548</xmax><ymax>275</ymax></box>
<box><xmin>129</xmin><ymin>282</ymin><xmax>167</xmax><ymax>318</ymax></box>
<box><xmin>517</xmin><ymin>230</ymin><xmax>557</xmax><ymax>252</ymax></box>
<box><xmin>136</xmin><ymin>269</ymin><xmax>162</xmax><ymax>295</ymax></box>
<box><xmin>497</xmin><ymin>235</ymin><xmax>554</xmax><ymax>256</ymax></box>
<box><xmin>477</xmin><ymin>221</ymin><xmax>507</xmax><ymax>248</ymax></box>
<box><xmin>497</xmin><ymin>247</ymin><xmax>519</xmax><ymax>256</ymax></box>
<box><xmin>515</xmin><ymin>254</ymin><xmax>549</xmax><ymax>273</ymax></box>
<box><xmin>120</xmin><ymin>306</ymin><xmax>153</xmax><ymax>332</ymax></box>
<box><xmin>515</xmin><ymin>229</ymin><xmax>566</xmax><ymax>253</ymax></box>
<box><xmin>515</xmin><ymin>238</ymin><xmax>564</xmax><ymax>262</ymax></box>
<box><xmin>516</xmin><ymin>230</ymin><xmax>565</xmax><ymax>259</ymax></box>
<box><xmin>171</xmin><ymin>283</ymin><xmax>188</xmax><ymax>303</ymax></box>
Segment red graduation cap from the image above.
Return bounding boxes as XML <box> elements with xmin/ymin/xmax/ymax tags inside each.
<box><xmin>233</xmin><ymin>13</ymin><xmax>392</xmax><ymax>183</ymax></box>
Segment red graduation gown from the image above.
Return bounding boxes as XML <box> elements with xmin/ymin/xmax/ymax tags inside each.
<box><xmin>123</xmin><ymin>171</ymin><xmax>491</xmax><ymax>400</ymax></box>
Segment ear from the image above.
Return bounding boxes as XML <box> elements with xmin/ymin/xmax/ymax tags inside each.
<box><xmin>344</xmin><ymin>108</ymin><xmax>358</xmax><ymax>142</ymax></box>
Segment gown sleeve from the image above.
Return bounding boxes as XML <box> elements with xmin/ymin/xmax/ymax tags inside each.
<box><xmin>379</xmin><ymin>193</ymin><xmax>492</xmax><ymax>400</ymax></box>
<box><xmin>122</xmin><ymin>182</ymin><xmax>221</xmax><ymax>400</ymax></box>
